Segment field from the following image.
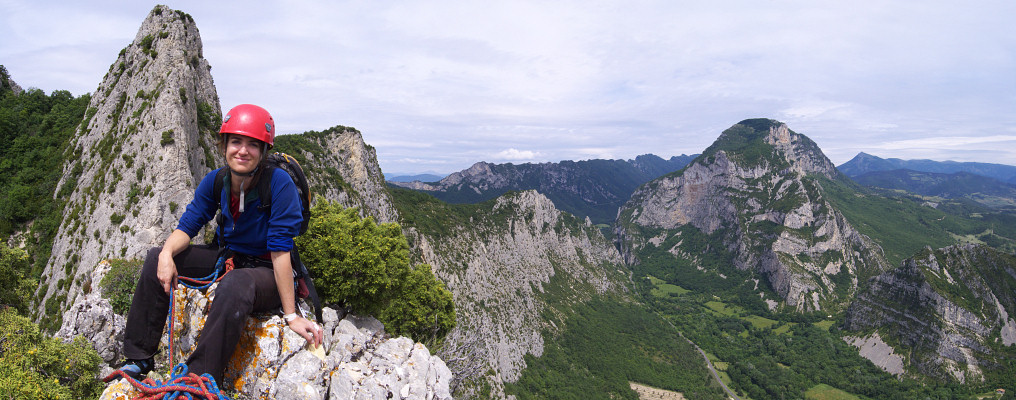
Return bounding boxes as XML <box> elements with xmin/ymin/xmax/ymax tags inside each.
<box><xmin>804</xmin><ymin>384</ymin><xmax>863</xmax><ymax>400</ymax></box>
<box><xmin>647</xmin><ymin>275</ymin><xmax>691</xmax><ymax>298</ymax></box>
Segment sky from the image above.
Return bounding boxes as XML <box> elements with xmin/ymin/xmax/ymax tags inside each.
<box><xmin>3</xmin><ymin>1</ymin><xmax>1015</xmax><ymax>176</ymax></box>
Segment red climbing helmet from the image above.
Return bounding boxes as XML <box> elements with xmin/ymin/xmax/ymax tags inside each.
<box><xmin>220</xmin><ymin>104</ymin><xmax>275</xmax><ymax>147</ymax></box>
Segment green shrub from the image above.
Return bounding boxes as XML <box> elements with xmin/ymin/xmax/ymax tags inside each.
<box><xmin>296</xmin><ymin>201</ymin><xmax>456</xmax><ymax>342</ymax></box>
<box><xmin>0</xmin><ymin>246</ymin><xmax>34</xmax><ymax>315</ymax></box>
<box><xmin>378</xmin><ymin>263</ymin><xmax>456</xmax><ymax>344</ymax></box>
<box><xmin>161</xmin><ymin>129</ymin><xmax>175</xmax><ymax>146</ymax></box>
<box><xmin>99</xmin><ymin>258</ymin><xmax>142</xmax><ymax>315</ymax></box>
<box><xmin>196</xmin><ymin>101</ymin><xmax>219</xmax><ymax>133</ymax></box>
<box><xmin>0</xmin><ymin>308</ymin><xmax>104</xmax><ymax>399</ymax></box>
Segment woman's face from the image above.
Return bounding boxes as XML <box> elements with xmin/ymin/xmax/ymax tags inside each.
<box><xmin>225</xmin><ymin>134</ymin><xmax>263</xmax><ymax>174</ymax></box>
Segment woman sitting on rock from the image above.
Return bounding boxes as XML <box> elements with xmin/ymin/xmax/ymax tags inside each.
<box><xmin>116</xmin><ymin>104</ymin><xmax>322</xmax><ymax>383</ymax></box>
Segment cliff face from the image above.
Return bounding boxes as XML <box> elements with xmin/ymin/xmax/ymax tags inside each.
<box><xmin>843</xmin><ymin>244</ymin><xmax>1016</xmax><ymax>382</ymax></box>
<box><xmin>38</xmin><ymin>6</ymin><xmax>221</xmax><ymax>323</ymax></box>
<box><xmin>275</xmin><ymin>128</ymin><xmax>398</xmax><ymax>224</ymax></box>
<box><xmin>617</xmin><ymin>119</ymin><xmax>889</xmax><ymax>311</ymax></box>
<box><xmin>403</xmin><ymin>190</ymin><xmax>628</xmax><ymax>397</ymax></box>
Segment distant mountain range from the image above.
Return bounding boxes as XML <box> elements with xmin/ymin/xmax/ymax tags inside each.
<box><xmin>387</xmin><ymin>173</ymin><xmax>445</xmax><ymax>183</ymax></box>
<box><xmin>388</xmin><ymin>154</ymin><xmax>698</xmax><ymax>225</ymax></box>
<box><xmin>838</xmin><ymin>152</ymin><xmax>1016</xmax><ymax>184</ymax></box>
<box><xmin>852</xmin><ymin>169</ymin><xmax>1016</xmax><ymax>209</ymax></box>
<box><xmin>838</xmin><ymin>152</ymin><xmax>1016</xmax><ymax>209</ymax></box>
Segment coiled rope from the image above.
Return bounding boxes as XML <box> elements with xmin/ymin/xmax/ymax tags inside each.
<box><xmin>103</xmin><ymin>363</ymin><xmax>230</xmax><ymax>400</ymax></box>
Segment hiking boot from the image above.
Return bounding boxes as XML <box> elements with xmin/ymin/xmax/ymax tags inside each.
<box><xmin>116</xmin><ymin>358</ymin><xmax>153</xmax><ymax>380</ymax></box>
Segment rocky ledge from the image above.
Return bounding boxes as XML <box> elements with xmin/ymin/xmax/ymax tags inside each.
<box><xmin>56</xmin><ymin>261</ymin><xmax>452</xmax><ymax>400</ymax></box>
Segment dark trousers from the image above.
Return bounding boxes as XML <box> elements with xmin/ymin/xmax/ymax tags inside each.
<box><xmin>122</xmin><ymin>245</ymin><xmax>281</xmax><ymax>382</ymax></box>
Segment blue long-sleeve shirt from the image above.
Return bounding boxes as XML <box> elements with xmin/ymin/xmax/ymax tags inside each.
<box><xmin>176</xmin><ymin>167</ymin><xmax>302</xmax><ymax>256</ymax></box>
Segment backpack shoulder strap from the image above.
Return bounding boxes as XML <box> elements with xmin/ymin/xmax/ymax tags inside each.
<box><xmin>256</xmin><ymin>164</ymin><xmax>277</xmax><ymax>212</ymax></box>
<box><xmin>213</xmin><ymin>168</ymin><xmax>230</xmax><ymax>247</ymax></box>
<box><xmin>213</xmin><ymin>167</ymin><xmax>229</xmax><ymax>206</ymax></box>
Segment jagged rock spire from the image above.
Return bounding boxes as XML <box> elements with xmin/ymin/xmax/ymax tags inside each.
<box><xmin>38</xmin><ymin>5</ymin><xmax>220</xmax><ymax>323</ymax></box>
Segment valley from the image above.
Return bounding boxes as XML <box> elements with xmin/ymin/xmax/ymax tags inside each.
<box><xmin>2</xmin><ymin>6</ymin><xmax>1016</xmax><ymax>399</ymax></box>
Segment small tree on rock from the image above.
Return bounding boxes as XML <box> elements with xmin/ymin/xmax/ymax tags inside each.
<box><xmin>296</xmin><ymin>201</ymin><xmax>455</xmax><ymax>344</ymax></box>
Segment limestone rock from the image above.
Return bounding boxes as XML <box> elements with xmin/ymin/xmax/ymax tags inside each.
<box><xmin>38</xmin><ymin>5</ymin><xmax>221</xmax><ymax>323</ymax></box>
<box><xmin>85</xmin><ymin>282</ymin><xmax>452</xmax><ymax>399</ymax></box>
<box><xmin>54</xmin><ymin>260</ymin><xmax>126</xmax><ymax>368</ymax></box>
<box><xmin>843</xmin><ymin>244</ymin><xmax>1016</xmax><ymax>382</ymax></box>
<box><xmin>616</xmin><ymin>119</ymin><xmax>889</xmax><ymax>312</ymax></box>
<box><xmin>409</xmin><ymin>190</ymin><xmax>628</xmax><ymax>397</ymax></box>
<box><xmin>280</xmin><ymin>127</ymin><xmax>399</xmax><ymax>224</ymax></box>
<box><xmin>843</xmin><ymin>333</ymin><xmax>906</xmax><ymax>376</ymax></box>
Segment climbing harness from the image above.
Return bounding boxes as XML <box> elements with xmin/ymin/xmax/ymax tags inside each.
<box><xmin>103</xmin><ymin>363</ymin><xmax>230</xmax><ymax>400</ymax></box>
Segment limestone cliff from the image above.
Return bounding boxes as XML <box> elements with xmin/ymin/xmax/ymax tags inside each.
<box><xmin>38</xmin><ymin>6</ymin><xmax>221</xmax><ymax>324</ymax></box>
<box><xmin>273</xmin><ymin>127</ymin><xmax>398</xmax><ymax>224</ymax></box>
<box><xmin>843</xmin><ymin>244</ymin><xmax>1016</xmax><ymax>382</ymax></box>
<box><xmin>400</xmin><ymin>190</ymin><xmax>629</xmax><ymax>398</ymax></box>
<box><xmin>616</xmin><ymin>119</ymin><xmax>889</xmax><ymax>311</ymax></box>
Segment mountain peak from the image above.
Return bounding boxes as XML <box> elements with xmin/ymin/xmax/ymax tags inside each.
<box><xmin>619</xmin><ymin>119</ymin><xmax>884</xmax><ymax>311</ymax></box>
<box><xmin>38</xmin><ymin>4</ymin><xmax>221</xmax><ymax>322</ymax></box>
<box><xmin>703</xmin><ymin>119</ymin><xmax>839</xmax><ymax>179</ymax></box>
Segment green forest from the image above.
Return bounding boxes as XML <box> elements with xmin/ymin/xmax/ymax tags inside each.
<box><xmin>0</xmin><ymin>66</ymin><xmax>104</xmax><ymax>398</ymax></box>
<box><xmin>0</xmin><ymin>67</ymin><xmax>90</xmax><ymax>277</ymax></box>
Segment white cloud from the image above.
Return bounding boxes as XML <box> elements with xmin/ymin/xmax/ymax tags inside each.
<box><xmin>494</xmin><ymin>148</ymin><xmax>539</xmax><ymax>161</ymax></box>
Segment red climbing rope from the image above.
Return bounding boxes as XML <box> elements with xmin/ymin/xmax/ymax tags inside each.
<box><xmin>103</xmin><ymin>363</ymin><xmax>229</xmax><ymax>399</ymax></box>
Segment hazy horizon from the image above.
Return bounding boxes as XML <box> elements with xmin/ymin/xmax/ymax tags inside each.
<box><xmin>4</xmin><ymin>1</ymin><xmax>1014</xmax><ymax>175</ymax></box>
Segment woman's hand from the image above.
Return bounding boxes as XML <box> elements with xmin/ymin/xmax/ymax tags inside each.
<box><xmin>157</xmin><ymin>250</ymin><xmax>178</xmax><ymax>294</ymax></box>
<box><xmin>287</xmin><ymin>316</ymin><xmax>324</xmax><ymax>346</ymax></box>
<box><xmin>157</xmin><ymin>229</ymin><xmax>192</xmax><ymax>294</ymax></box>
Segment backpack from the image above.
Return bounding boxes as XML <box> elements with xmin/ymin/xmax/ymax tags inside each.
<box><xmin>212</xmin><ymin>152</ymin><xmax>323</xmax><ymax>321</ymax></box>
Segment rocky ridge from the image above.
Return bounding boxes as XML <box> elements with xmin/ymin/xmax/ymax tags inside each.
<box><xmin>275</xmin><ymin>127</ymin><xmax>398</xmax><ymax>224</ymax></box>
<box><xmin>57</xmin><ymin>261</ymin><xmax>452</xmax><ymax>399</ymax></box>
<box><xmin>843</xmin><ymin>244</ymin><xmax>1016</xmax><ymax>382</ymax></box>
<box><xmin>838</xmin><ymin>152</ymin><xmax>1016</xmax><ymax>184</ymax></box>
<box><xmin>616</xmin><ymin>119</ymin><xmax>889</xmax><ymax>311</ymax></box>
<box><xmin>404</xmin><ymin>190</ymin><xmax>628</xmax><ymax>397</ymax></box>
<box><xmin>37</xmin><ymin>6</ymin><xmax>221</xmax><ymax>325</ymax></box>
